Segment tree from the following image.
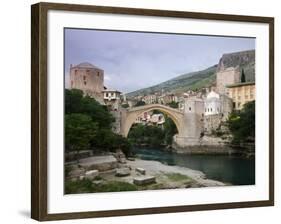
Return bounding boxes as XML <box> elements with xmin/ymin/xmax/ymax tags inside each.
<box><xmin>163</xmin><ymin>116</ymin><xmax>178</xmax><ymax>144</ymax></box>
<box><xmin>135</xmin><ymin>101</ymin><xmax>145</xmax><ymax>107</ymax></box>
<box><xmin>65</xmin><ymin>89</ymin><xmax>84</xmax><ymax>114</ymax></box>
<box><xmin>65</xmin><ymin>114</ymin><xmax>98</xmax><ymax>160</ymax></box>
<box><xmin>121</xmin><ymin>103</ymin><xmax>129</xmax><ymax>108</ymax></box>
<box><xmin>65</xmin><ymin>89</ymin><xmax>115</xmax><ymax>129</ymax></box>
<box><xmin>166</xmin><ymin>101</ymin><xmax>179</xmax><ymax>109</ymax></box>
<box><xmin>65</xmin><ymin>89</ymin><xmax>131</xmax><ymax>156</ymax></box>
<box><xmin>241</xmin><ymin>69</ymin><xmax>246</xmax><ymax>83</ymax></box>
<box><xmin>91</xmin><ymin>129</ymin><xmax>131</xmax><ymax>156</ymax></box>
<box><xmin>227</xmin><ymin>101</ymin><xmax>255</xmax><ymax>143</ymax></box>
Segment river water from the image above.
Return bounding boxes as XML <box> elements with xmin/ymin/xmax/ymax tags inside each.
<box><xmin>132</xmin><ymin>147</ymin><xmax>255</xmax><ymax>185</ymax></box>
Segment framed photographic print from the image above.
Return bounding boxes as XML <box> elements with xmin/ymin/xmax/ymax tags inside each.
<box><xmin>31</xmin><ymin>2</ymin><xmax>274</xmax><ymax>221</ymax></box>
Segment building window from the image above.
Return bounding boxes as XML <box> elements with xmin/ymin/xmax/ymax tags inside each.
<box><xmin>84</xmin><ymin>81</ymin><xmax>87</xmax><ymax>85</ymax></box>
<box><xmin>71</xmin><ymin>80</ymin><xmax>73</xmax><ymax>87</ymax></box>
<box><xmin>75</xmin><ymin>70</ymin><xmax>78</xmax><ymax>75</ymax></box>
<box><xmin>83</xmin><ymin>75</ymin><xmax>86</xmax><ymax>81</ymax></box>
<box><xmin>97</xmin><ymin>72</ymin><xmax>100</xmax><ymax>76</ymax></box>
<box><xmin>189</xmin><ymin>107</ymin><xmax>191</xmax><ymax>111</ymax></box>
<box><xmin>106</xmin><ymin>93</ymin><xmax>109</xmax><ymax>97</ymax></box>
<box><xmin>210</xmin><ymin>108</ymin><xmax>212</xmax><ymax>112</ymax></box>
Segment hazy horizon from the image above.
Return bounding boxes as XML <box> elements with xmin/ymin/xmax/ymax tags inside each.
<box><xmin>64</xmin><ymin>28</ymin><xmax>255</xmax><ymax>93</ymax></box>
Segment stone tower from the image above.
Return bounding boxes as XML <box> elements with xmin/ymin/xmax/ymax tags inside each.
<box><xmin>173</xmin><ymin>96</ymin><xmax>205</xmax><ymax>148</ymax></box>
<box><xmin>70</xmin><ymin>62</ymin><xmax>104</xmax><ymax>102</ymax></box>
<box><xmin>216</xmin><ymin>66</ymin><xmax>240</xmax><ymax>94</ymax></box>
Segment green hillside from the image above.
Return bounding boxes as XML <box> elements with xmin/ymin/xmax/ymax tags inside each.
<box><xmin>127</xmin><ymin>49</ymin><xmax>255</xmax><ymax>97</ymax></box>
<box><xmin>127</xmin><ymin>65</ymin><xmax>217</xmax><ymax>97</ymax></box>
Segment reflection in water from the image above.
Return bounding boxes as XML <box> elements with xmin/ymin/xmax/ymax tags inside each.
<box><xmin>132</xmin><ymin>147</ymin><xmax>255</xmax><ymax>185</ymax></box>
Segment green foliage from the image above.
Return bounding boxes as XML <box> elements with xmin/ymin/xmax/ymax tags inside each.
<box><xmin>65</xmin><ymin>179</ymin><xmax>93</xmax><ymax>194</ymax></box>
<box><xmin>163</xmin><ymin>116</ymin><xmax>178</xmax><ymax>144</ymax></box>
<box><xmin>241</xmin><ymin>69</ymin><xmax>246</xmax><ymax>83</ymax></box>
<box><xmin>93</xmin><ymin>181</ymin><xmax>137</xmax><ymax>192</ymax></box>
<box><xmin>128</xmin><ymin>116</ymin><xmax>178</xmax><ymax>146</ymax></box>
<box><xmin>91</xmin><ymin>129</ymin><xmax>131</xmax><ymax>156</ymax></box>
<box><xmin>135</xmin><ymin>101</ymin><xmax>145</xmax><ymax>107</ymax></box>
<box><xmin>166</xmin><ymin>101</ymin><xmax>179</xmax><ymax>109</ymax></box>
<box><xmin>227</xmin><ymin>101</ymin><xmax>255</xmax><ymax>143</ymax></box>
<box><xmin>65</xmin><ymin>89</ymin><xmax>114</xmax><ymax>129</ymax></box>
<box><xmin>65</xmin><ymin>179</ymin><xmax>137</xmax><ymax>194</ymax></box>
<box><xmin>128</xmin><ymin>124</ymin><xmax>164</xmax><ymax>147</ymax></box>
<box><xmin>65</xmin><ymin>114</ymin><xmax>98</xmax><ymax>153</ymax></box>
<box><xmin>65</xmin><ymin>89</ymin><xmax>131</xmax><ymax>156</ymax></box>
<box><xmin>121</xmin><ymin>103</ymin><xmax>129</xmax><ymax>108</ymax></box>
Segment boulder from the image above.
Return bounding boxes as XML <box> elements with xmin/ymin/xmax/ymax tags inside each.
<box><xmin>133</xmin><ymin>176</ymin><xmax>156</xmax><ymax>186</ymax></box>
<box><xmin>115</xmin><ymin>168</ymin><xmax>131</xmax><ymax>177</ymax></box>
<box><xmin>114</xmin><ymin>149</ymin><xmax>127</xmax><ymax>164</ymax></box>
<box><xmin>135</xmin><ymin>167</ymin><xmax>146</xmax><ymax>175</ymax></box>
<box><xmin>68</xmin><ymin>168</ymin><xmax>85</xmax><ymax>178</ymax></box>
<box><xmin>79</xmin><ymin>155</ymin><xmax>118</xmax><ymax>171</ymax></box>
<box><xmin>85</xmin><ymin>170</ymin><xmax>99</xmax><ymax>180</ymax></box>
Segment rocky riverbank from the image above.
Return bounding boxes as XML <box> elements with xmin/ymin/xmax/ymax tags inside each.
<box><xmin>65</xmin><ymin>155</ymin><xmax>226</xmax><ymax>194</ymax></box>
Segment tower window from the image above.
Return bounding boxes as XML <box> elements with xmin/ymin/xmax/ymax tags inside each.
<box><xmin>84</xmin><ymin>81</ymin><xmax>87</xmax><ymax>85</ymax></box>
<box><xmin>97</xmin><ymin>72</ymin><xmax>100</xmax><ymax>76</ymax></box>
<box><xmin>83</xmin><ymin>75</ymin><xmax>86</xmax><ymax>81</ymax></box>
<box><xmin>189</xmin><ymin>107</ymin><xmax>191</xmax><ymax>111</ymax></box>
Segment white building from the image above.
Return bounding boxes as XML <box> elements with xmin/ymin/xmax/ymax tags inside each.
<box><xmin>103</xmin><ymin>89</ymin><xmax>121</xmax><ymax>110</ymax></box>
<box><xmin>204</xmin><ymin>91</ymin><xmax>221</xmax><ymax>116</ymax></box>
<box><xmin>150</xmin><ymin>114</ymin><xmax>165</xmax><ymax>125</ymax></box>
<box><xmin>103</xmin><ymin>90</ymin><xmax>121</xmax><ymax>101</ymax></box>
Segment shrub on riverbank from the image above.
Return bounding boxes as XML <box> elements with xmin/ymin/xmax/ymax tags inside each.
<box><xmin>227</xmin><ymin>101</ymin><xmax>255</xmax><ymax>144</ymax></box>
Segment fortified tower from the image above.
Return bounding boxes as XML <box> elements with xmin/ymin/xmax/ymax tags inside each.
<box><xmin>216</xmin><ymin>66</ymin><xmax>240</xmax><ymax>94</ymax></box>
<box><xmin>173</xmin><ymin>96</ymin><xmax>204</xmax><ymax>148</ymax></box>
<box><xmin>70</xmin><ymin>62</ymin><xmax>104</xmax><ymax>102</ymax></box>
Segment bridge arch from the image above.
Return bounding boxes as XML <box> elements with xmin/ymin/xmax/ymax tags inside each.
<box><xmin>122</xmin><ymin>104</ymin><xmax>184</xmax><ymax>137</ymax></box>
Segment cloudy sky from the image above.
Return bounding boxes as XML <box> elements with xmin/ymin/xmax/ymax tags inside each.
<box><xmin>64</xmin><ymin>28</ymin><xmax>255</xmax><ymax>93</ymax></box>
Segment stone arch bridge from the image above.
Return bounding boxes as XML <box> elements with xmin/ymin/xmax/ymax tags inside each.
<box><xmin>121</xmin><ymin>104</ymin><xmax>184</xmax><ymax>137</ymax></box>
<box><xmin>119</xmin><ymin>103</ymin><xmax>204</xmax><ymax>147</ymax></box>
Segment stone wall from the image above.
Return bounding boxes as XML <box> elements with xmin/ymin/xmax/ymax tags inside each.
<box><xmin>220</xmin><ymin>94</ymin><xmax>233</xmax><ymax>121</ymax></box>
<box><xmin>204</xmin><ymin>114</ymin><xmax>222</xmax><ymax>134</ymax></box>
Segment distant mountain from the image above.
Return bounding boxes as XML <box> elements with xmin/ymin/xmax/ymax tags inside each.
<box><xmin>127</xmin><ymin>49</ymin><xmax>255</xmax><ymax>97</ymax></box>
